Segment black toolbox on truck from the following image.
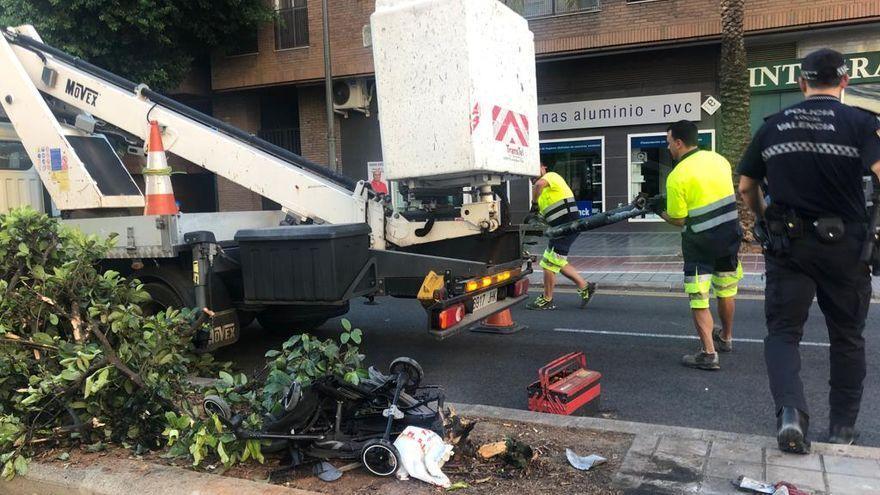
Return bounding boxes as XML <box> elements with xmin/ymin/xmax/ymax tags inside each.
<box><xmin>235</xmin><ymin>223</ymin><xmax>372</xmax><ymax>303</ymax></box>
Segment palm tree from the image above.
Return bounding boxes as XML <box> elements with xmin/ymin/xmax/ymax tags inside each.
<box><xmin>719</xmin><ymin>0</ymin><xmax>754</xmax><ymax>241</ymax></box>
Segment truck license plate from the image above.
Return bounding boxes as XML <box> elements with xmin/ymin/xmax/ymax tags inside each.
<box><xmin>472</xmin><ymin>289</ymin><xmax>498</xmax><ymax>312</ymax></box>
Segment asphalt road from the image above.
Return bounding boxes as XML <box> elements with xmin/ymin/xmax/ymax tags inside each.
<box><xmin>215</xmin><ymin>290</ymin><xmax>880</xmax><ymax>447</ymax></box>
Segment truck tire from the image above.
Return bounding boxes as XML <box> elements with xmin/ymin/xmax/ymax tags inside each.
<box><xmin>142</xmin><ymin>281</ymin><xmax>185</xmax><ymax>316</ymax></box>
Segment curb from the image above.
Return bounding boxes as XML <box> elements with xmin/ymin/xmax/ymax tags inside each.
<box><xmin>450</xmin><ymin>402</ymin><xmax>880</xmax><ymax>461</ymax></box>
<box><xmin>0</xmin><ymin>458</ymin><xmax>322</xmax><ymax>495</ymax></box>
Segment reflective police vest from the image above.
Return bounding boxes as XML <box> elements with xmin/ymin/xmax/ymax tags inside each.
<box><xmin>666</xmin><ymin>150</ymin><xmax>738</xmax><ymax>237</ymax></box>
<box><xmin>538</xmin><ymin>172</ymin><xmax>580</xmax><ymax>227</ymax></box>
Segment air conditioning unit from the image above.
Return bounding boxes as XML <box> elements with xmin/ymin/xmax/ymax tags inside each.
<box><xmin>333</xmin><ymin>79</ymin><xmax>372</xmax><ymax>116</ymax></box>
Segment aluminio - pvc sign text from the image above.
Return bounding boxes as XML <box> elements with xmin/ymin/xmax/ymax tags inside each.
<box><xmin>749</xmin><ymin>51</ymin><xmax>880</xmax><ymax>93</ymax></box>
<box><xmin>538</xmin><ymin>93</ymin><xmax>701</xmax><ymax>132</ymax></box>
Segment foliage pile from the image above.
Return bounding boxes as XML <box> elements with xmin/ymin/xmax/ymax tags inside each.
<box><xmin>0</xmin><ymin>208</ymin><xmax>366</xmax><ymax>478</ymax></box>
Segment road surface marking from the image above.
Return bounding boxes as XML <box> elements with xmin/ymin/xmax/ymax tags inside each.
<box><xmin>554</xmin><ymin>328</ymin><xmax>830</xmax><ymax>348</ymax></box>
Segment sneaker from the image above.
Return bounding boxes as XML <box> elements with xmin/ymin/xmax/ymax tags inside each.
<box><xmin>681</xmin><ymin>351</ymin><xmax>720</xmax><ymax>370</ymax></box>
<box><xmin>712</xmin><ymin>327</ymin><xmax>733</xmax><ymax>353</ymax></box>
<box><xmin>526</xmin><ymin>295</ymin><xmax>556</xmax><ymax>311</ymax></box>
<box><xmin>577</xmin><ymin>282</ymin><xmax>597</xmax><ymax>308</ymax></box>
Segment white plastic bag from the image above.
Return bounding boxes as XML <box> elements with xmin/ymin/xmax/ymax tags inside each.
<box><xmin>393</xmin><ymin>426</ymin><xmax>454</xmax><ymax>488</ymax></box>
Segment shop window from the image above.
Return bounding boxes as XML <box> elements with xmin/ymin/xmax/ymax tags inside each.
<box><xmin>503</xmin><ymin>0</ymin><xmax>599</xmax><ymax>18</ymax></box>
<box><xmin>274</xmin><ymin>0</ymin><xmax>309</xmax><ymax>50</ymax></box>
<box><xmin>0</xmin><ymin>141</ymin><xmax>33</xmax><ymax>171</ymax></box>
<box><xmin>540</xmin><ymin>137</ymin><xmax>604</xmax><ymax>216</ymax></box>
<box><xmin>628</xmin><ymin>131</ymin><xmax>714</xmax><ymax>221</ymax></box>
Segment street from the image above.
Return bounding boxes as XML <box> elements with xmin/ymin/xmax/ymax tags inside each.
<box><xmin>217</xmin><ymin>289</ymin><xmax>880</xmax><ymax>448</ymax></box>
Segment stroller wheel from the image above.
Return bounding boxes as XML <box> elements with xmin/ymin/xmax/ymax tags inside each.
<box><xmin>203</xmin><ymin>395</ymin><xmax>232</xmax><ymax>421</ymax></box>
<box><xmin>361</xmin><ymin>439</ymin><xmax>400</xmax><ymax>477</ymax></box>
<box><xmin>283</xmin><ymin>382</ymin><xmax>303</xmax><ymax>412</ymax></box>
<box><xmin>389</xmin><ymin>357</ymin><xmax>423</xmax><ymax>390</ymax></box>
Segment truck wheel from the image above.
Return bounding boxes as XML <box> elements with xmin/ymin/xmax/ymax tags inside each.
<box><xmin>142</xmin><ymin>282</ymin><xmax>184</xmax><ymax>316</ymax></box>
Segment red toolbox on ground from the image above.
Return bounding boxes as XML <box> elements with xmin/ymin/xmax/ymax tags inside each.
<box><xmin>527</xmin><ymin>352</ymin><xmax>601</xmax><ymax>416</ymax></box>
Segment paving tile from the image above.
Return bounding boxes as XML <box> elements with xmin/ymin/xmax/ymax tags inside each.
<box><xmin>765</xmin><ymin>466</ymin><xmax>826</xmax><ymax>493</ymax></box>
<box><xmin>699</xmin><ymin>476</ymin><xmax>743</xmax><ymax>495</ymax></box>
<box><xmin>619</xmin><ymin>450</ymin><xmax>655</xmax><ymax>475</ymax></box>
<box><xmin>651</xmin><ymin>450</ymin><xmax>708</xmax><ymax>475</ymax></box>
<box><xmin>709</xmin><ymin>440</ymin><xmax>764</xmax><ymax>464</ymax></box>
<box><xmin>628</xmin><ymin>434</ymin><xmax>660</xmax><ymax>455</ymax></box>
<box><xmin>705</xmin><ymin>458</ymin><xmax>763</xmax><ymax>481</ymax></box>
<box><xmin>765</xmin><ymin>449</ymin><xmax>823</xmax><ymax>471</ymax></box>
<box><xmin>657</xmin><ymin>437</ymin><xmax>711</xmax><ymax>457</ymax></box>
<box><xmin>826</xmin><ymin>473</ymin><xmax>880</xmax><ymax>493</ymax></box>
<box><xmin>821</xmin><ymin>455</ymin><xmax>880</xmax><ymax>477</ymax></box>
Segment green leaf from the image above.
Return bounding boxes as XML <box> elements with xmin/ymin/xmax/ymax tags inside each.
<box><xmin>49</xmin><ymin>313</ymin><xmax>59</xmax><ymax>326</ymax></box>
<box><xmin>60</xmin><ymin>369</ymin><xmax>81</xmax><ymax>381</ymax></box>
<box><xmin>340</xmin><ymin>333</ymin><xmax>350</xmax><ymax>344</ymax></box>
<box><xmin>218</xmin><ymin>371</ymin><xmax>234</xmax><ymax>387</ymax></box>
<box><xmin>341</xmin><ymin>318</ymin><xmax>352</xmax><ymax>332</ymax></box>
<box><xmin>15</xmin><ymin>455</ymin><xmax>28</xmax><ymax>476</ymax></box>
<box><xmin>17</xmin><ymin>242</ymin><xmax>29</xmax><ymax>256</ymax></box>
<box><xmin>351</xmin><ymin>328</ymin><xmax>363</xmax><ymax>345</ymax></box>
<box><xmin>264</xmin><ymin>349</ymin><xmax>281</xmax><ymax>358</ymax></box>
<box><xmin>217</xmin><ymin>440</ymin><xmax>230</xmax><ymax>465</ymax></box>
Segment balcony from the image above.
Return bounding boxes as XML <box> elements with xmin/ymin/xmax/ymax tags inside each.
<box><xmin>502</xmin><ymin>0</ymin><xmax>600</xmax><ymax>19</ymax></box>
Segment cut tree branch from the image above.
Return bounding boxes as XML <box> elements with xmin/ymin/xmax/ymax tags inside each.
<box><xmin>90</xmin><ymin>323</ymin><xmax>146</xmax><ymax>389</ymax></box>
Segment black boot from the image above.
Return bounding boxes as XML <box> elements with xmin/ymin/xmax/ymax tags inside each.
<box><xmin>777</xmin><ymin>406</ymin><xmax>810</xmax><ymax>454</ymax></box>
<box><xmin>827</xmin><ymin>424</ymin><xmax>859</xmax><ymax>446</ymax></box>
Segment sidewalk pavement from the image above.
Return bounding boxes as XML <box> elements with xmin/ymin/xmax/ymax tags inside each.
<box><xmin>454</xmin><ymin>403</ymin><xmax>880</xmax><ymax>495</ymax></box>
<box><xmin>527</xmin><ymin>232</ymin><xmax>880</xmax><ymax>296</ymax></box>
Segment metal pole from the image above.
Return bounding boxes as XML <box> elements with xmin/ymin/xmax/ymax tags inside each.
<box><xmin>322</xmin><ymin>0</ymin><xmax>337</xmax><ymax>172</ymax></box>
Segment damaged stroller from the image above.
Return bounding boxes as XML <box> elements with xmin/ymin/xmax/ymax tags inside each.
<box><xmin>203</xmin><ymin>357</ymin><xmax>445</xmax><ymax>478</ymax></box>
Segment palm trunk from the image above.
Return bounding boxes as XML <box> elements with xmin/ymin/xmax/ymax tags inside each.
<box><xmin>719</xmin><ymin>0</ymin><xmax>754</xmax><ymax>244</ymax></box>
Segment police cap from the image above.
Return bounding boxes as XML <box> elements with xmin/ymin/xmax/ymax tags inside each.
<box><xmin>800</xmin><ymin>48</ymin><xmax>847</xmax><ymax>84</ymax></box>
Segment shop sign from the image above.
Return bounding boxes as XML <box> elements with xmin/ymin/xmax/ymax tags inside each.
<box><xmin>538</xmin><ymin>93</ymin><xmax>701</xmax><ymax>131</ymax></box>
<box><xmin>749</xmin><ymin>51</ymin><xmax>880</xmax><ymax>93</ymax></box>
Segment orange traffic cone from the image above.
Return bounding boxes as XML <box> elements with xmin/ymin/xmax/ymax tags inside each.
<box><xmin>471</xmin><ymin>308</ymin><xmax>525</xmax><ymax>335</ymax></box>
<box><xmin>143</xmin><ymin>120</ymin><xmax>179</xmax><ymax>216</ymax></box>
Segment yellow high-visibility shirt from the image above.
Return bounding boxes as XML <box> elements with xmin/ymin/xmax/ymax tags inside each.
<box><xmin>537</xmin><ymin>172</ymin><xmax>575</xmax><ymax>214</ymax></box>
<box><xmin>665</xmin><ymin>150</ymin><xmax>735</xmax><ymax>231</ymax></box>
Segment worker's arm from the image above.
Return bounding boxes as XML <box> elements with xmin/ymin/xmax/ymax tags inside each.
<box><xmin>738</xmin><ymin>175</ymin><xmax>766</xmax><ymax>218</ymax></box>
<box><xmin>531</xmin><ymin>178</ymin><xmax>548</xmax><ymax>209</ymax></box>
<box><xmin>659</xmin><ymin>175</ymin><xmax>687</xmax><ymax>227</ymax></box>
<box><xmin>660</xmin><ymin>212</ymin><xmax>686</xmax><ymax>227</ymax></box>
<box><xmin>873</xmin><ymin>161</ymin><xmax>880</xmax><ymax>182</ymax></box>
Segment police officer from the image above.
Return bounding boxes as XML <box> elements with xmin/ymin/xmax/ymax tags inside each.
<box><xmin>738</xmin><ymin>48</ymin><xmax>880</xmax><ymax>453</ymax></box>
<box><xmin>652</xmin><ymin>120</ymin><xmax>742</xmax><ymax>370</ymax></box>
<box><xmin>527</xmin><ymin>163</ymin><xmax>596</xmax><ymax>310</ymax></box>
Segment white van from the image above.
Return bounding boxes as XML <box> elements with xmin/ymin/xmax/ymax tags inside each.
<box><xmin>0</xmin><ymin>122</ymin><xmax>45</xmax><ymax>213</ymax></box>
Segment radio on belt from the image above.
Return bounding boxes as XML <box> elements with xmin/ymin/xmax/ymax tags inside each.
<box><xmin>527</xmin><ymin>352</ymin><xmax>601</xmax><ymax>416</ymax></box>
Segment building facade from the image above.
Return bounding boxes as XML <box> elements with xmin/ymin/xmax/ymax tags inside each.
<box><xmin>205</xmin><ymin>0</ymin><xmax>880</xmax><ymax>231</ymax></box>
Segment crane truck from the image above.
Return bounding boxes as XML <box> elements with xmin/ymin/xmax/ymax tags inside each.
<box><xmin>0</xmin><ymin>0</ymin><xmax>539</xmax><ymax>351</ymax></box>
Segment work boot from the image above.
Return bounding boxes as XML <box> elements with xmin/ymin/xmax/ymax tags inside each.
<box><xmin>827</xmin><ymin>424</ymin><xmax>859</xmax><ymax>446</ymax></box>
<box><xmin>777</xmin><ymin>407</ymin><xmax>811</xmax><ymax>454</ymax></box>
<box><xmin>578</xmin><ymin>282</ymin><xmax>597</xmax><ymax>308</ymax></box>
<box><xmin>712</xmin><ymin>327</ymin><xmax>733</xmax><ymax>353</ymax></box>
<box><xmin>681</xmin><ymin>351</ymin><xmax>720</xmax><ymax>371</ymax></box>
<box><xmin>526</xmin><ymin>295</ymin><xmax>556</xmax><ymax>311</ymax></box>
